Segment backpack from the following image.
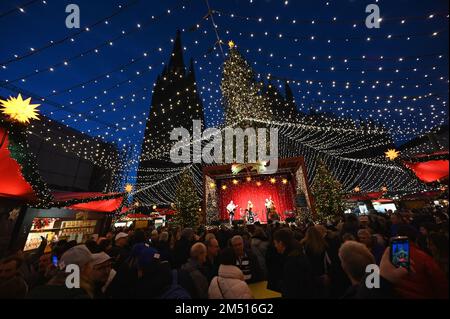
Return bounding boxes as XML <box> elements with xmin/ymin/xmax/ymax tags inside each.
<box><xmin>160</xmin><ymin>270</ymin><xmax>191</xmax><ymax>299</ymax></box>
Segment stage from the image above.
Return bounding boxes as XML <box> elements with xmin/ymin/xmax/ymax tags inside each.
<box><xmin>202</xmin><ymin>157</ymin><xmax>315</xmax><ymax>224</ymax></box>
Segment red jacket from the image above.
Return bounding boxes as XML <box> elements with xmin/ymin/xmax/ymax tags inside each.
<box><xmin>395</xmin><ymin>243</ymin><xmax>448</xmax><ymax>299</ymax></box>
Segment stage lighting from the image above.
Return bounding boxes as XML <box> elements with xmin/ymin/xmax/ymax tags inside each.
<box><xmin>354</xmin><ymin>186</ymin><xmax>361</xmax><ymax>192</ymax></box>
<box><xmin>209</xmin><ymin>182</ymin><xmax>216</xmax><ymax>189</ymax></box>
<box><xmin>246</xmin><ymin>176</ymin><xmax>252</xmax><ymax>182</ymax></box>
<box><xmin>232</xmin><ymin>179</ymin><xmax>238</xmax><ymax>185</ymax></box>
<box><xmin>152</xmin><ymin>205</ymin><xmax>157</xmax><ymax>210</ymax></box>
<box><xmin>381</xmin><ymin>186</ymin><xmax>388</xmax><ymax>192</ymax></box>
<box><xmin>222</xmin><ymin>185</ymin><xmax>227</xmax><ymax>190</ymax></box>
<box><xmin>256</xmin><ymin>181</ymin><xmax>262</xmax><ymax>186</ymax></box>
<box><xmin>282</xmin><ymin>178</ymin><xmax>288</xmax><ymax>184</ymax></box>
<box><xmin>270</xmin><ymin>178</ymin><xmax>276</xmax><ymax>184</ymax></box>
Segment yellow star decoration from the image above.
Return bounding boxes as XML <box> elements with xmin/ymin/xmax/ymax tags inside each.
<box><xmin>124</xmin><ymin>184</ymin><xmax>133</xmax><ymax>193</ymax></box>
<box><xmin>385</xmin><ymin>149</ymin><xmax>400</xmax><ymax>161</ymax></box>
<box><xmin>228</xmin><ymin>40</ymin><xmax>235</xmax><ymax>49</ymax></box>
<box><xmin>0</xmin><ymin>94</ymin><xmax>40</xmax><ymax>124</ymax></box>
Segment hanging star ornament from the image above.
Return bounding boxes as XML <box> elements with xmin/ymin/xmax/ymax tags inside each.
<box><xmin>0</xmin><ymin>94</ymin><xmax>40</xmax><ymax>124</ymax></box>
<box><xmin>228</xmin><ymin>40</ymin><xmax>235</xmax><ymax>49</ymax></box>
<box><xmin>385</xmin><ymin>149</ymin><xmax>400</xmax><ymax>161</ymax></box>
<box><xmin>124</xmin><ymin>184</ymin><xmax>133</xmax><ymax>193</ymax></box>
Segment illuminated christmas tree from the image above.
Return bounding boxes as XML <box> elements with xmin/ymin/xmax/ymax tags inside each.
<box><xmin>173</xmin><ymin>170</ymin><xmax>201</xmax><ymax>227</ymax></box>
<box><xmin>312</xmin><ymin>160</ymin><xmax>345</xmax><ymax>221</ymax></box>
<box><xmin>221</xmin><ymin>41</ymin><xmax>271</xmax><ymax>126</ymax></box>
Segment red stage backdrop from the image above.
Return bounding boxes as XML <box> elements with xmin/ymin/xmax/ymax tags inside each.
<box><xmin>219</xmin><ymin>178</ymin><xmax>295</xmax><ymax>222</ymax></box>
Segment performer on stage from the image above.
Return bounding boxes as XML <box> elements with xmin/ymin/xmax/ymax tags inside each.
<box><xmin>245</xmin><ymin>201</ymin><xmax>255</xmax><ymax>224</ymax></box>
<box><xmin>226</xmin><ymin>200</ymin><xmax>238</xmax><ymax>225</ymax></box>
<box><xmin>265</xmin><ymin>196</ymin><xmax>274</xmax><ymax>222</ymax></box>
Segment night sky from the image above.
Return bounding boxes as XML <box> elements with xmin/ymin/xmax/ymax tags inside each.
<box><xmin>0</xmin><ymin>0</ymin><xmax>448</xmax><ymax>182</ymax></box>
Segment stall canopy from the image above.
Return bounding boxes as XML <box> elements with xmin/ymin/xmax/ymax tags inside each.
<box><xmin>155</xmin><ymin>208</ymin><xmax>176</xmax><ymax>215</ymax></box>
<box><xmin>0</xmin><ymin>127</ymin><xmax>36</xmax><ymax>200</ymax></box>
<box><xmin>402</xmin><ymin>151</ymin><xmax>449</xmax><ymax>183</ymax></box>
<box><xmin>52</xmin><ymin>192</ymin><xmax>124</xmax><ymax>213</ymax></box>
<box><xmin>346</xmin><ymin>192</ymin><xmax>383</xmax><ymax>202</ymax></box>
<box><xmin>404</xmin><ymin>160</ymin><xmax>449</xmax><ymax>183</ymax></box>
<box><xmin>1</xmin><ymin>127</ymin><xmax>124</xmax><ymax>212</ymax></box>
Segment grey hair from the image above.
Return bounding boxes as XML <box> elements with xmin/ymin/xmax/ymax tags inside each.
<box><xmin>231</xmin><ymin>235</ymin><xmax>243</xmax><ymax>244</ymax></box>
<box><xmin>190</xmin><ymin>242</ymin><xmax>207</xmax><ymax>259</ymax></box>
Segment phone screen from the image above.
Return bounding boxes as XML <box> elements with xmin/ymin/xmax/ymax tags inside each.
<box><xmin>390</xmin><ymin>237</ymin><xmax>410</xmax><ymax>269</ymax></box>
<box><xmin>52</xmin><ymin>255</ymin><xmax>58</xmax><ymax>267</ymax></box>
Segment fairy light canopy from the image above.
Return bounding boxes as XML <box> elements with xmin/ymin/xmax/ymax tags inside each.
<box><xmin>0</xmin><ymin>0</ymin><xmax>446</xmax><ymax>200</ymax></box>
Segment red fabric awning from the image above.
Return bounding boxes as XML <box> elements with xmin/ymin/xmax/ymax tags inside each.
<box><xmin>67</xmin><ymin>197</ymin><xmax>123</xmax><ymax>213</ymax></box>
<box><xmin>0</xmin><ymin>127</ymin><xmax>37</xmax><ymax>200</ymax></box>
<box><xmin>155</xmin><ymin>208</ymin><xmax>176</xmax><ymax>215</ymax></box>
<box><xmin>52</xmin><ymin>191</ymin><xmax>124</xmax><ymax>213</ymax></box>
<box><xmin>347</xmin><ymin>192</ymin><xmax>383</xmax><ymax>201</ymax></box>
<box><xmin>404</xmin><ymin>160</ymin><xmax>449</xmax><ymax>183</ymax></box>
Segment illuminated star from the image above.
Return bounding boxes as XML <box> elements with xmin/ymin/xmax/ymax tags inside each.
<box><xmin>385</xmin><ymin>149</ymin><xmax>400</xmax><ymax>161</ymax></box>
<box><xmin>228</xmin><ymin>40</ymin><xmax>235</xmax><ymax>49</ymax></box>
<box><xmin>0</xmin><ymin>94</ymin><xmax>40</xmax><ymax>124</ymax></box>
<box><xmin>125</xmin><ymin>184</ymin><xmax>133</xmax><ymax>193</ymax></box>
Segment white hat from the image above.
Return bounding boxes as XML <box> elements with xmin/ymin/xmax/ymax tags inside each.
<box><xmin>92</xmin><ymin>252</ymin><xmax>112</xmax><ymax>266</ymax></box>
<box><xmin>115</xmin><ymin>232</ymin><xmax>128</xmax><ymax>241</ymax></box>
<box><xmin>59</xmin><ymin>245</ymin><xmax>93</xmax><ymax>270</ymax></box>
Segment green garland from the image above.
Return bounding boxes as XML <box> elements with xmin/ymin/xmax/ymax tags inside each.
<box><xmin>4</xmin><ymin>120</ymin><xmax>53</xmax><ymax>206</ymax></box>
<box><xmin>2</xmin><ymin>118</ymin><xmax>126</xmax><ymax>209</ymax></box>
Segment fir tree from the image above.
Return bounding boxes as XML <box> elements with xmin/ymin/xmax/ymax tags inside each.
<box><xmin>221</xmin><ymin>43</ymin><xmax>269</xmax><ymax>126</ymax></box>
<box><xmin>206</xmin><ymin>191</ymin><xmax>219</xmax><ymax>225</ymax></box>
<box><xmin>312</xmin><ymin>160</ymin><xmax>345</xmax><ymax>221</ymax></box>
<box><xmin>173</xmin><ymin>169</ymin><xmax>201</xmax><ymax>227</ymax></box>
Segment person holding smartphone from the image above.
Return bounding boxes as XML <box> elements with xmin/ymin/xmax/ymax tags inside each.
<box><xmin>391</xmin><ymin>225</ymin><xmax>448</xmax><ymax>299</ymax></box>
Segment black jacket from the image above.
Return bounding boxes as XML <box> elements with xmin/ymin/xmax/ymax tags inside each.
<box><xmin>172</xmin><ymin>238</ymin><xmax>192</xmax><ymax>269</ymax></box>
<box><xmin>266</xmin><ymin>244</ymin><xmax>285</xmax><ymax>292</ymax></box>
<box><xmin>341</xmin><ymin>276</ymin><xmax>397</xmax><ymax>299</ymax></box>
<box><xmin>281</xmin><ymin>247</ymin><xmax>315</xmax><ymax>299</ymax></box>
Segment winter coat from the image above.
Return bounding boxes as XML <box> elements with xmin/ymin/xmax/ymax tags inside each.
<box><xmin>281</xmin><ymin>246</ymin><xmax>315</xmax><ymax>299</ymax></box>
<box><xmin>208</xmin><ymin>265</ymin><xmax>253</xmax><ymax>299</ymax></box>
<box><xmin>172</xmin><ymin>238</ymin><xmax>192</xmax><ymax>269</ymax></box>
<box><xmin>265</xmin><ymin>244</ymin><xmax>285</xmax><ymax>292</ymax></box>
<box><xmin>394</xmin><ymin>243</ymin><xmax>448</xmax><ymax>299</ymax></box>
<box><xmin>181</xmin><ymin>258</ymin><xmax>209</xmax><ymax>299</ymax></box>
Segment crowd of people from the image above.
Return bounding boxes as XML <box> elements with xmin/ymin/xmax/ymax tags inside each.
<box><xmin>0</xmin><ymin>206</ymin><xmax>448</xmax><ymax>299</ymax></box>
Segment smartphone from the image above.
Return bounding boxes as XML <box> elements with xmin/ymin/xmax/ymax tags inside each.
<box><xmin>52</xmin><ymin>255</ymin><xmax>58</xmax><ymax>267</ymax></box>
<box><xmin>390</xmin><ymin>236</ymin><xmax>410</xmax><ymax>269</ymax></box>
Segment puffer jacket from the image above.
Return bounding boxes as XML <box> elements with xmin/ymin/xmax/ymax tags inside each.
<box><xmin>208</xmin><ymin>265</ymin><xmax>253</xmax><ymax>299</ymax></box>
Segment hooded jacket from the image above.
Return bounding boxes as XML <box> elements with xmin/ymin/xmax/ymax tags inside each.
<box><xmin>208</xmin><ymin>264</ymin><xmax>253</xmax><ymax>299</ymax></box>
